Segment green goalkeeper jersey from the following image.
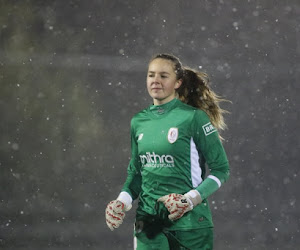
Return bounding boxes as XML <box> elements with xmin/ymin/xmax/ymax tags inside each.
<box><xmin>122</xmin><ymin>98</ymin><xmax>230</xmax><ymax>230</ymax></box>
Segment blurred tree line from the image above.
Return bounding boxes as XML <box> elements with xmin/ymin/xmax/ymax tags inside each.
<box><xmin>0</xmin><ymin>2</ymin><xmax>147</xmax><ymax>248</ymax></box>
<box><xmin>0</xmin><ymin>0</ymin><xmax>108</xmax><ymax>238</ymax></box>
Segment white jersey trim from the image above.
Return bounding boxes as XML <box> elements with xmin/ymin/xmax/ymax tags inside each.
<box><xmin>190</xmin><ymin>138</ymin><xmax>202</xmax><ymax>188</ymax></box>
<box><xmin>208</xmin><ymin>175</ymin><xmax>222</xmax><ymax>188</ymax></box>
<box><xmin>133</xmin><ymin>236</ymin><xmax>137</xmax><ymax>250</ymax></box>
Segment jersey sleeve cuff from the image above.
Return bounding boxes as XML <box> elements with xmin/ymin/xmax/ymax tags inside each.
<box><xmin>196</xmin><ymin>176</ymin><xmax>220</xmax><ymax>200</ymax></box>
<box><xmin>208</xmin><ymin>175</ymin><xmax>222</xmax><ymax>187</ymax></box>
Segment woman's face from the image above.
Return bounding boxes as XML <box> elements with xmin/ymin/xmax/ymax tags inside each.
<box><xmin>147</xmin><ymin>58</ymin><xmax>182</xmax><ymax>105</ymax></box>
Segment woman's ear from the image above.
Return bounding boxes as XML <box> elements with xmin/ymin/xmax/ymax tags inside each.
<box><xmin>175</xmin><ymin>79</ymin><xmax>182</xmax><ymax>89</ymax></box>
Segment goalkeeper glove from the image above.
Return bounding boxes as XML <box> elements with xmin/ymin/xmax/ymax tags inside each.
<box><xmin>105</xmin><ymin>192</ymin><xmax>132</xmax><ymax>231</ymax></box>
<box><xmin>157</xmin><ymin>190</ymin><xmax>202</xmax><ymax>221</ymax></box>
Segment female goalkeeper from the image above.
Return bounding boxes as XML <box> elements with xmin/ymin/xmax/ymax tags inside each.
<box><xmin>105</xmin><ymin>53</ymin><xmax>230</xmax><ymax>250</ymax></box>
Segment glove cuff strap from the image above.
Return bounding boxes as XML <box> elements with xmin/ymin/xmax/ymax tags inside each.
<box><xmin>185</xmin><ymin>190</ymin><xmax>202</xmax><ymax>207</ymax></box>
<box><xmin>117</xmin><ymin>192</ymin><xmax>133</xmax><ymax>211</ymax></box>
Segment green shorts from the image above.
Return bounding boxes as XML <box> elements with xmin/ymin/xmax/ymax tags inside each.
<box><xmin>134</xmin><ymin>223</ymin><xmax>213</xmax><ymax>250</ymax></box>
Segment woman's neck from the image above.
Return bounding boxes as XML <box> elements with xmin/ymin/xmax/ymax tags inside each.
<box><xmin>153</xmin><ymin>96</ymin><xmax>176</xmax><ymax>106</ymax></box>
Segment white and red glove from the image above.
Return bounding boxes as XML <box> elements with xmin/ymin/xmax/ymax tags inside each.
<box><xmin>105</xmin><ymin>200</ymin><xmax>126</xmax><ymax>231</ymax></box>
<box><xmin>157</xmin><ymin>190</ymin><xmax>202</xmax><ymax>221</ymax></box>
<box><xmin>105</xmin><ymin>192</ymin><xmax>132</xmax><ymax>231</ymax></box>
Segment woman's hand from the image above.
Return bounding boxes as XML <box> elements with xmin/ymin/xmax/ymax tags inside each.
<box><xmin>105</xmin><ymin>200</ymin><xmax>126</xmax><ymax>231</ymax></box>
<box><xmin>157</xmin><ymin>190</ymin><xmax>202</xmax><ymax>220</ymax></box>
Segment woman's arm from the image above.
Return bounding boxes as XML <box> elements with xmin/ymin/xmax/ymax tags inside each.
<box><xmin>120</xmin><ymin>118</ymin><xmax>142</xmax><ymax>202</ymax></box>
<box><xmin>192</xmin><ymin>110</ymin><xmax>230</xmax><ymax>200</ymax></box>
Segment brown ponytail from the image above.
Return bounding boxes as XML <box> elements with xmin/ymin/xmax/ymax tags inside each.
<box><xmin>150</xmin><ymin>53</ymin><xmax>229</xmax><ymax>132</ymax></box>
<box><xmin>178</xmin><ymin>67</ymin><xmax>228</xmax><ymax>131</ymax></box>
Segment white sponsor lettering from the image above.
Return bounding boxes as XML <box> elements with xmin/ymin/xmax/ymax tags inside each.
<box><xmin>202</xmin><ymin>122</ymin><xmax>217</xmax><ymax>136</ymax></box>
<box><xmin>139</xmin><ymin>152</ymin><xmax>174</xmax><ymax>167</ymax></box>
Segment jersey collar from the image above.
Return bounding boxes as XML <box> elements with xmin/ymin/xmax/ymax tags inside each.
<box><xmin>149</xmin><ymin>98</ymin><xmax>178</xmax><ymax>117</ymax></box>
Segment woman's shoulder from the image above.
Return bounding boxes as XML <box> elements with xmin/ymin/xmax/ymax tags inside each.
<box><xmin>176</xmin><ymin>101</ymin><xmax>210</xmax><ymax>125</ymax></box>
<box><xmin>177</xmin><ymin>100</ymin><xmax>206</xmax><ymax>115</ymax></box>
<box><xmin>130</xmin><ymin>106</ymin><xmax>149</xmax><ymax>123</ymax></box>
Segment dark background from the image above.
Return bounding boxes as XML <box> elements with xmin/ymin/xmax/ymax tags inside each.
<box><xmin>0</xmin><ymin>0</ymin><xmax>299</xmax><ymax>249</ymax></box>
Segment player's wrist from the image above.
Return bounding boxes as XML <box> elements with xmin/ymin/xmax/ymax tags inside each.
<box><xmin>117</xmin><ymin>191</ymin><xmax>133</xmax><ymax>211</ymax></box>
<box><xmin>184</xmin><ymin>189</ymin><xmax>202</xmax><ymax>208</ymax></box>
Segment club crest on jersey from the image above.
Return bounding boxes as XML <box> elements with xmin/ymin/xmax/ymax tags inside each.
<box><xmin>168</xmin><ymin>128</ymin><xmax>178</xmax><ymax>144</ymax></box>
<box><xmin>202</xmin><ymin>122</ymin><xmax>217</xmax><ymax>136</ymax></box>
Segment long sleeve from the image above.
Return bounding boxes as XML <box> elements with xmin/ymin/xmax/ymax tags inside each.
<box><xmin>121</xmin><ymin>119</ymin><xmax>142</xmax><ymax>200</ymax></box>
<box><xmin>192</xmin><ymin>110</ymin><xmax>230</xmax><ymax>200</ymax></box>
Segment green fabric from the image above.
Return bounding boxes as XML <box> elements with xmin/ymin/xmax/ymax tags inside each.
<box><xmin>135</xmin><ymin>230</ymin><xmax>170</xmax><ymax>250</ymax></box>
<box><xmin>196</xmin><ymin>178</ymin><xmax>220</xmax><ymax>200</ymax></box>
<box><xmin>122</xmin><ymin>98</ymin><xmax>230</xmax><ymax>230</ymax></box>
<box><xmin>135</xmin><ymin>227</ymin><xmax>214</xmax><ymax>250</ymax></box>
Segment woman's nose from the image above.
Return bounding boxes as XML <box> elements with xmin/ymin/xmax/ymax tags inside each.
<box><xmin>153</xmin><ymin>74</ymin><xmax>160</xmax><ymax>82</ymax></box>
